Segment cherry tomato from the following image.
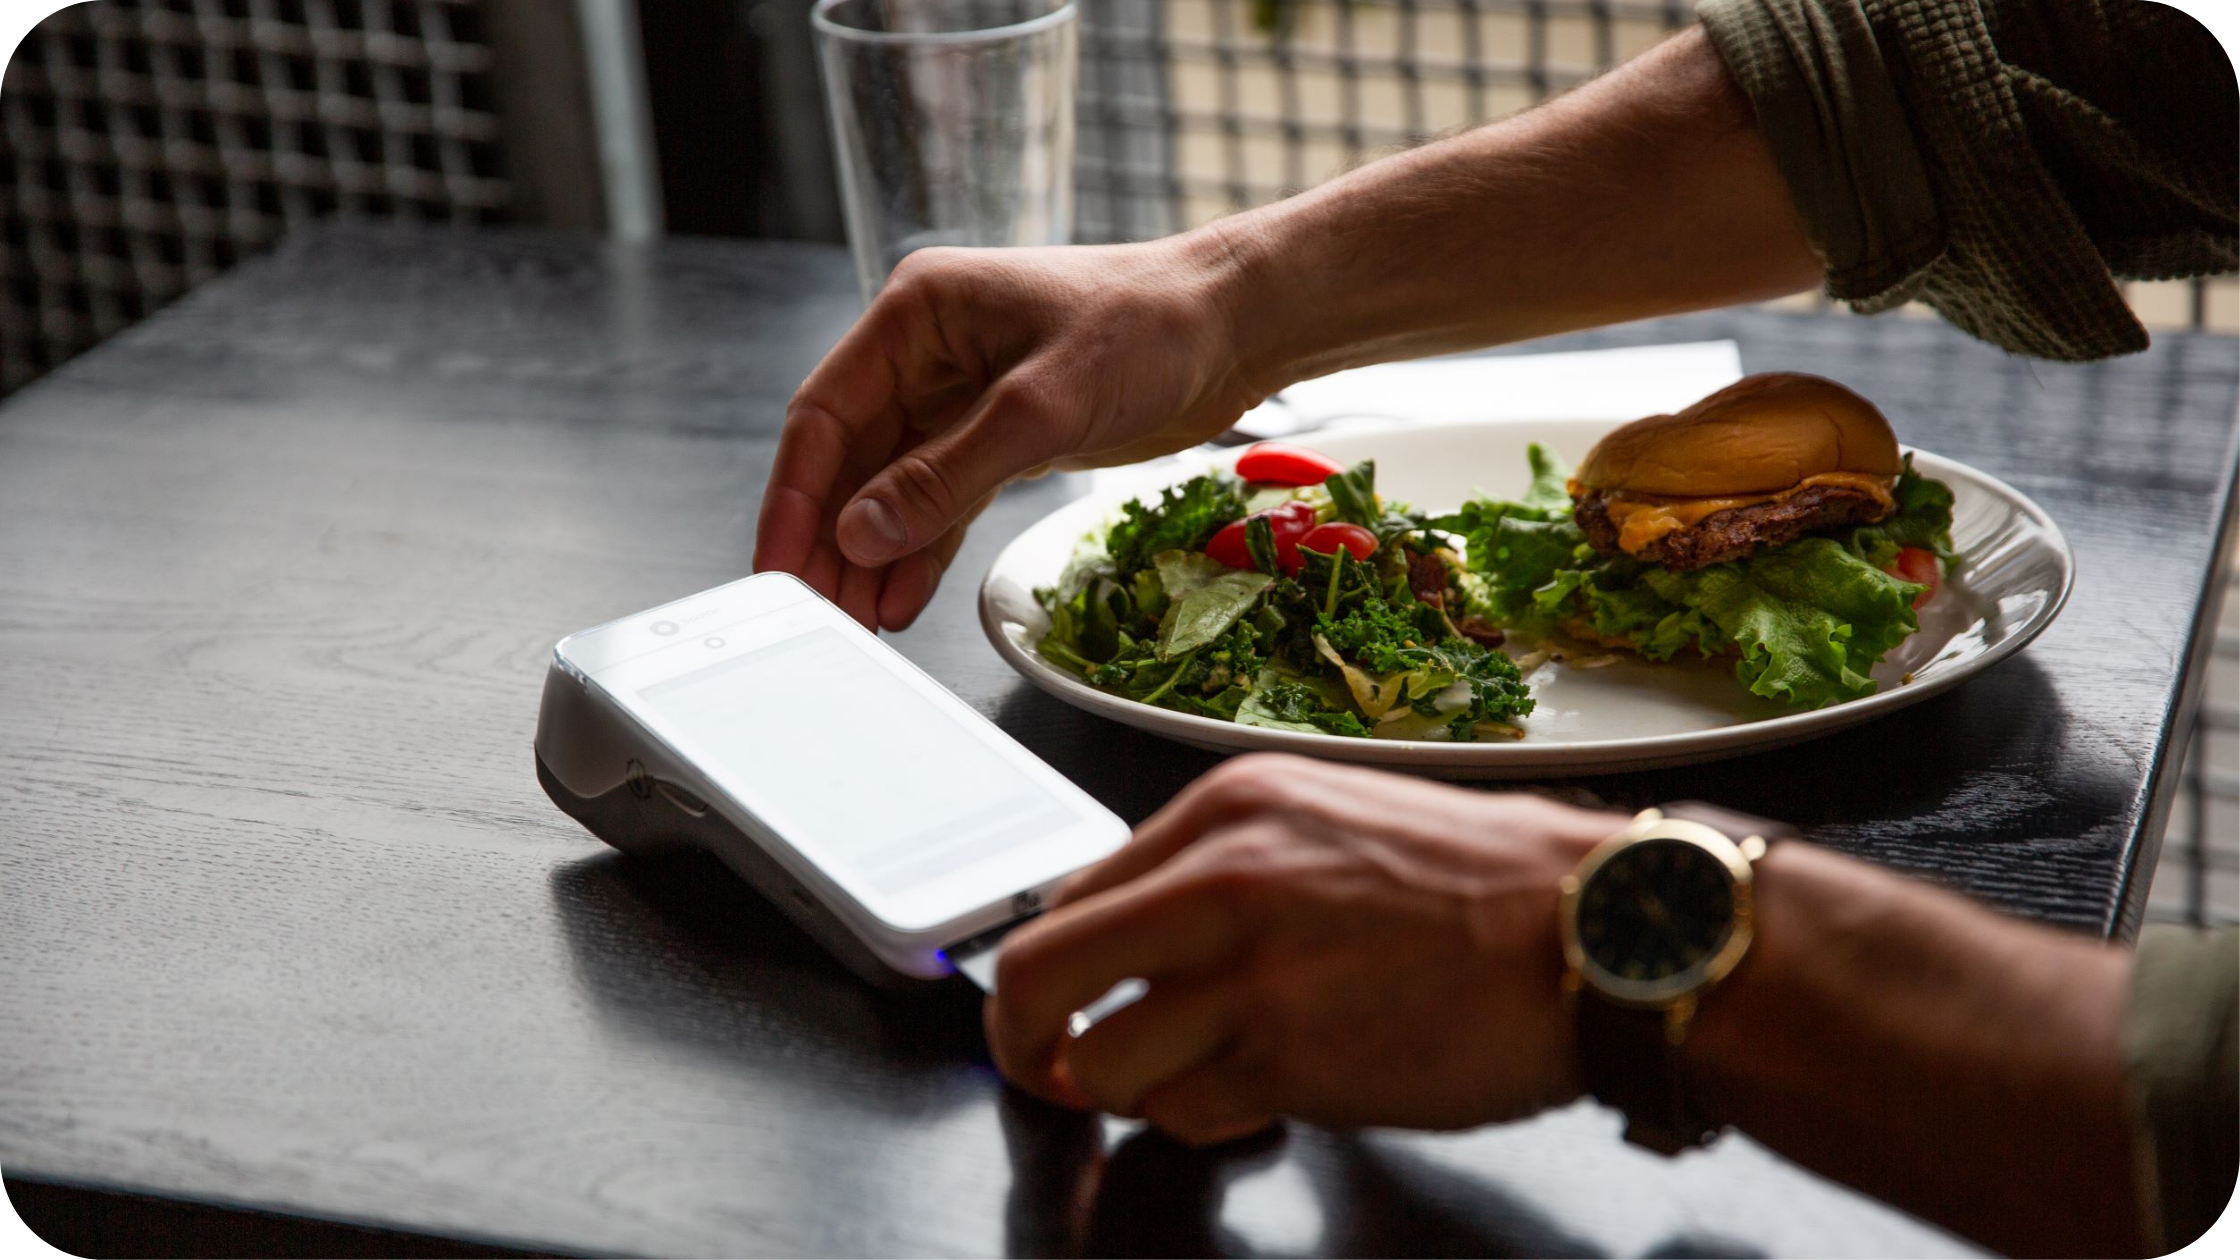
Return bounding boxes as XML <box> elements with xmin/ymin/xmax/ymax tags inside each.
<box><xmin>1204</xmin><ymin>520</ymin><xmax>1253</xmax><ymax>570</ymax></box>
<box><xmin>1885</xmin><ymin>546</ymin><xmax>1942</xmax><ymax>609</ymax></box>
<box><xmin>1205</xmin><ymin>501</ymin><xmax>1317</xmax><ymax>573</ymax></box>
<box><xmin>1234</xmin><ymin>442</ymin><xmax>1345</xmax><ymax>487</ymax></box>
<box><xmin>1300</xmin><ymin>521</ymin><xmax>1377</xmax><ymax>562</ymax></box>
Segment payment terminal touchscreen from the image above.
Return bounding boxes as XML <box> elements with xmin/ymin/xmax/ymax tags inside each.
<box><xmin>534</xmin><ymin>572</ymin><xmax>1128</xmax><ymax>985</ymax></box>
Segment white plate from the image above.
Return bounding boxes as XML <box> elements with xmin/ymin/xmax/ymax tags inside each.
<box><xmin>978</xmin><ymin>419</ymin><xmax>2074</xmax><ymax>778</ymax></box>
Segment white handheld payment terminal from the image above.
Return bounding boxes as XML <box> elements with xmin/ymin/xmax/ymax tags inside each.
<box><xmin>534</xmin><ymin>572</ymin><xmax>1129</xmax><ymax>986</ymax></box>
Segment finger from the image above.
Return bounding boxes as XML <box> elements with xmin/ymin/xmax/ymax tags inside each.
<box><xmin>1135</xmin><ymin>1053</ymin><xmax>1281</xmax><ymax>1147</ymax></box>
<box><xmin>1071</xmin><ymin>755</ymin><xmax>1555</xmax><ymax>910</ymax></box>
<box><xmin>876</xmin><ymin>492</ymin><xmax>995</xmax><ymax>632</ymax></box>
<box><xmin>837</xmin><ymin>372</ymin><xmax>1066</xmax><ymax>568</ymax></box>
<box><xmin>836</xmin><ymin>558</ymin><xmax>883</xmax><ymax>630</ymax></box>
<box><xmin>1053</xmin><ymin>754</ymin><xmax>1310</xmax><ymax>908</ymax></box>
<box><xmin>757</xmin><ymin>395</ymin><xmax>898</xmax><ymax>581</ymax></box>
<box><xmin>753</xmin><ymin>476</ymin><xmax>826</xmax><ymax>581</ymax></box>
<box><xmin>758</xmin><ymin>287</ymin><xmax>972</xmax><ymax>578</ymax></box>
<box><xmin>1062</xmin><ymin>974</ymin><xmax>1240</xmax><ymax>1117</ymax></box>
<box><xmin>986</xmin><ymin>864</ymin><xmax>1254</xmax><ymax>1102</ymax></box>
<box><xmin>800</xmin><ymin>541</ymin><xmax>843</xmax><ymax>604</ymax></box>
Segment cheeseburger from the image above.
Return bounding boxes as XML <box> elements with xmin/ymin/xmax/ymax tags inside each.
<box><xmin>1436</xmin><ymin>371</ymin><xmax>1954</xmax><ymax>710</ymax></box>
<box><xmin>1569</xmin><ymin>373</ymin><xmax>1904</xmax><ymax>570</ymax></box>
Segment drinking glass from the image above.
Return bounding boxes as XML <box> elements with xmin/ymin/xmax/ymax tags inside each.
<box><xmin>812</xmin><ymin>0</ymin><xmax>1078</xmax><ymax>301</ymax></box>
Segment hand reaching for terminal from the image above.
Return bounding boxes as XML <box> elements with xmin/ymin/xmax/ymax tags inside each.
<box><xmin>754</xmin><ymin>26</ymin><xmax>1818</xmax><ymax>631</ymax></box>
<box><xmin>752</xmin><ymin>235</ymin><xmax>1271</xmax><ymax>631</ymax></box>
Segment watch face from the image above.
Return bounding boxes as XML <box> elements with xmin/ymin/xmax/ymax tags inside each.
<box><xmin>1576</xmin><ymin>837</ymin><xmax>1737</xmax><ymax>988</ymax></box>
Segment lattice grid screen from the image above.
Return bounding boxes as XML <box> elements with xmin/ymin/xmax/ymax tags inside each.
<box><xmin>1075</xmin><ymin>0</ymin><xmax>1696</xmax><ymax>243</ymax></box>
<box><xmin>0</xmin><ymin>0</ymin><xmax>510</xmax><ymax>392</ymax></box>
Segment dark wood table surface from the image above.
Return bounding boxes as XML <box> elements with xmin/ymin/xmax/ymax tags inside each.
<box><xmin>2</xmin><ymin>222</ymin><xmax>2234</xmax><ymax>1258</ymax></box>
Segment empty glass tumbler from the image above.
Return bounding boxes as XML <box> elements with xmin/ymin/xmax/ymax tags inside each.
<box><xmin>812</xmin><ymin>0</ymin><xmax>1078</xmax><ymax>301</ymax></box>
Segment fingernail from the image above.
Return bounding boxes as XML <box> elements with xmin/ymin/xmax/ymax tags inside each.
<box><xmin>839</xmin><ymin>496</ymin><xmax>909</xmax><ymax>564</ymax></box>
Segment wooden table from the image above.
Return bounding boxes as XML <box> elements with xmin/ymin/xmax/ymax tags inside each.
<box><xmin>3</xmin><ymin>223</ymin><xmax>2234</xmax><ymax>1257</ymax></box>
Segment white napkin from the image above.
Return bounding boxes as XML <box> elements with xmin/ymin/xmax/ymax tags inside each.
<box><xmin>1240</xmin><ymin>340</ymin><xmax>1745</xmax><ymax>434</ymax></box>
<box><xmin>1090</xmin><ymin>340</ymin><xmax>1743</xmax><ymax>492</ymax></box>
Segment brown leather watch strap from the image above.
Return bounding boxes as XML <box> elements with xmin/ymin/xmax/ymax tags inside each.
<box><xmin>1575</xmin><ymin>994</ymin><xmax>1719</xmax><ymax>1155</ymax></box>
<box><xmin>1571</xmin><ymin>802</ymin><xmax>1797</xmax><ymax>1154</ymax></box>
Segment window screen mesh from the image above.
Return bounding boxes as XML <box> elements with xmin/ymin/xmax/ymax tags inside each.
<box><xmin>1074</xmin><ymin>0</ymin><xmax>1696</xmax><ymax>243</ymax></box>
<box><xmin>0</xmin><ymin>0</ymin><xmax>510</xmax><ymax>392</ymax></box>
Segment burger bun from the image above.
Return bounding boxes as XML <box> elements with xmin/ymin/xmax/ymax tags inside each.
<box><xmin>1575</xmin><ymin>373</ymin><xmax>1902</xmax><ymax>498</ymax></box>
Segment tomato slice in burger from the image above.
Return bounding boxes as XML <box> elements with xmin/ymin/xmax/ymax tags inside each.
<box><xmin>1234</xmin><ymin>442</ymin><xmax>1345</xmax><ymax>487</ymax></box>
<box><xmin>1885</xmin><ymin>546</ymin><xmax>1942</xmax><ymax>610</ymax></box>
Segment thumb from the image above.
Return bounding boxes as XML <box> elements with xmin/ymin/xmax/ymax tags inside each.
<box><xmin>836</xmin><ymin>377</ymin><xmax>1064</xmax><ymax>566</ymax></box>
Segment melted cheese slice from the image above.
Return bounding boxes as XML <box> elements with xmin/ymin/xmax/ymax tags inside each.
<box><xmin>1593</xmin><ymin>471</ymin><xmax>1897</xmax><ymax>555</ymax></box>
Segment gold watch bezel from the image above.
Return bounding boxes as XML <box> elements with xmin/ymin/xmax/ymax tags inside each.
<box><xmin>1559</xmin><ymin>808</ymin><xmax>1762</xmax><ymax>1015</ymax></box>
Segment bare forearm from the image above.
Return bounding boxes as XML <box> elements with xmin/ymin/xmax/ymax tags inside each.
<box><xmin>1197</xmin><ymin>26</ymin><xmax>1820</xmax><ymax>393</ymax></box>
<box><xmin>1686</xmin><ymin>844</ymin><xmax>2143</xmax><ymax>1257</ymax></box>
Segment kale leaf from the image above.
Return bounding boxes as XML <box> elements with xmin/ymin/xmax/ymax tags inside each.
<box><xmin>1295</xmin><ymin>541</ymin><xmax>1382</xmax><ymax>619</ymax></box>
<box><xmin>1316</xmin><ymin>597</ymin><xmax>1444</xmax><ymax>673</ymax></box>
<box><xmin>1105</xmin><ymin>472</ymin><xmax>1249</xmax><ymax>574</ymax></box>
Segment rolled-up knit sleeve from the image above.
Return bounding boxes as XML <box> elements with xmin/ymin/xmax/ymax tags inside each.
<box><xmin>2125</xmin><ymin>925</ymin><xmax>2239</xmax><ymax>1253</ymax></box>
<box><xmin>1698</xmin><ymin>0</ymin><xmax>2238</xmax><ymax>361</ymax></box>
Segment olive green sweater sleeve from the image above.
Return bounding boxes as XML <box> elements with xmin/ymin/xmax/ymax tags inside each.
<box><xmin>1699</xmin><ymin>0</ymin><xmax>2238</xmax><ymax>360</ymax></box>
<box><xmin>2126</xmin><ymin>925</ymin><xmax>2239</xmax><ymax>1252</ymax></box>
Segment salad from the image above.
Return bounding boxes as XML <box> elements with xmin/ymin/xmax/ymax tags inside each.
<box><xmin>1035</xmin><ymin>422</ymin><xmax>1958</xmax><ymax>740</ymax></box>
<box><xmin>1035</xmin><ymin>443</ymin><xmax>1534</xmax><ymax>741</ymax></box>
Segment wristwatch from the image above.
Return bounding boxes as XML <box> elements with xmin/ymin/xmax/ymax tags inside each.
<box><xmin>1558</xmin><ymin>802</ymin><xmax>1795</xmax><ymax>1154</ymax></box>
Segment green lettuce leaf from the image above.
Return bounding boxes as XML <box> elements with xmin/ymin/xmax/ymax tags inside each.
<box><xmin>1430</xmin><ymin>444</ymin><xmax>1589</xmax><ymax>626</ymax></box>
<box><xmin>1152</xmin><ymin>549</ymin><xmax>1231</xmax><ymax>598</ymax></box>
<box><xmin>1843</xmin><ymin>458</ymin><xmax>1956</xmax><ymax>566</ymax></box>
<box><xmin>1642</xmin><ymin>539</ymin><xmax>1920</xmax><ymax>707</ymax></box>
<box><xmin>1519</xmin><ymin>442</ymin><xmax>1574</xmax><ymax>515</ymax></box>
<box><xmin>1479</xmin><ymin>515</ymin><xmax>1586</xmax><ymax>594</ymax></box>
<box><xmin>1157</xmin><ymin>568</ymin><xmax>1274</xmax><ymax>660</ymax></box>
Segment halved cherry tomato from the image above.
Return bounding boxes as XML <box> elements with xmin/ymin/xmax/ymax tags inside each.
<box><xmin>1885</xmin><ymin>546</ymin><xmax>1942</xmax><ymax>609</ymax></box>
<box><xmin>1205</xmin><ymin>500</ymin><xmax>1317</xmax><ymax>573</ymax></box>
<box><xmin>1234</xmin><ymin>442</ymin><xmax>1345</xmax><ymax>487</ymax></box>
<box><xmin>1203</xmin><ymin>520</ymin><xmax>1253</xmax><ymax>570</ymax></box>
<box><xmin>1300</xmin><ymin>521</ymin><xmax>1377</xmax><ymax>562</ymax></box>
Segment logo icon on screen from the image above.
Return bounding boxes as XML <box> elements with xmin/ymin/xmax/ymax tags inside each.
<box><xmin>649</xmin><ymin>620</ymin><xmax>679</xmax><ymax>636</ymax></box>
<box><xmin>704</xmin><ymin>637</ymin><xmax>726</xmax><ymax>650</ymax></box>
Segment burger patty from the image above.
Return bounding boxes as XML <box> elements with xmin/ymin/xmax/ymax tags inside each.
<box><xmin>1574</xmin><ymin>483</ymin><xmax>1894</xmax><ymax>571</ymax></box>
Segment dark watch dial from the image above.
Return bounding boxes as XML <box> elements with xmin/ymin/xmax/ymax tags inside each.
<box><xmin>1577</xmin><ymin>838</ymin><xmax>1737</xmax><ymax>984</ymax></box>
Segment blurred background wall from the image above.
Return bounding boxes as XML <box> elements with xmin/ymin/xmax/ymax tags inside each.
<box><xmin>1</xmin><ymin>0</ymin><xmax>2230</xmax><ymax>922</ymax></box>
